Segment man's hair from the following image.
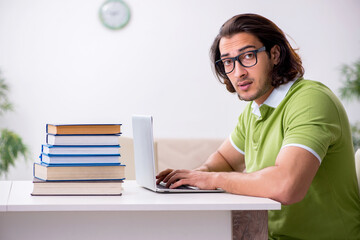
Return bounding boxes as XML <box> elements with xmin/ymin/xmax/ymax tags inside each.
<box><xmin>210</xmin><ymin>13</ymin><xmax>304</xmax><ymax>93</ymax></box>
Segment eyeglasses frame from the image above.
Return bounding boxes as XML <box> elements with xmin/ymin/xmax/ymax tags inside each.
<box><xmin>215</xmin><ymin>46</ymin><xmax>267</xmax><ymax>74</ymax></box>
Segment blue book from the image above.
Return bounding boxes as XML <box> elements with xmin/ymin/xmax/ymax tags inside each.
<box><xmin>42</xmin><ymin>144</ymin><xmax>120</xmax><ymax>155</ymax></box>
<box><xmin>33</xmin><ymin>162</ymin><xmax>126</xmax><ymax>181</ymax></box>
<box><xmin>40</xmin><ymin>153</ymin><xmax>121</xmax><ymax>165</ymax></box>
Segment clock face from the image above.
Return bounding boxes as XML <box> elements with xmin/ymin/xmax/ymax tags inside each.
<box><xmin>99</xmin><ymin>0</ymin><xmax>130</xmax><ymax>30</ymax></box>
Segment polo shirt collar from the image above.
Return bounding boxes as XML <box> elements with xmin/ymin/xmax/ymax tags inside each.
<box><xmin>251</xmin><ymin>80</ymin><xmax>296</xmax><ymax>118</ymax></box>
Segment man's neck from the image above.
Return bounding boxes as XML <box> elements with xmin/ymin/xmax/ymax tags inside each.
<box><xmin>254</xmin><ymin>86</ymin><xmax>275</xmax><ymax>106</ymax></box>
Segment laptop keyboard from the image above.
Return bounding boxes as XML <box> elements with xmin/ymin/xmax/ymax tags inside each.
<box><xmin>157</xmin><ymin>182</ymin><xmax>198</xmax><ymax>190</ymax></box>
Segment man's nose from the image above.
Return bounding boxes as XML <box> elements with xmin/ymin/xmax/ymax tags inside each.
<box><xmin>233</xmin><ymin>60</ymin><xmax>247</xmax><ymax>79</ymax></box>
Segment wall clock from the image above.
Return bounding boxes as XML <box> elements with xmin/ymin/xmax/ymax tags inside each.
<box><xmin>99</xmin><ymin>0</ymin><xmax>131</xmax><ymax>30</ymax></box>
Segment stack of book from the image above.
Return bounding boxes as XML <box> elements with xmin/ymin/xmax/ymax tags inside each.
<box><xmin>32</xmin><ymin>124</ymin><xmax>125</xmax><ymax>196</ymax></box>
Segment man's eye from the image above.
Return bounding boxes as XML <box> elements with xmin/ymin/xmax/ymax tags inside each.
<box><xmin>243</xmin><ymin>52</ymin><xmax>255</xmax><ymax>59</ymax></box>
<box><xmin>222</xmin><ymin>59</ymin><xmax>233</xmax><ymax>66</ymax></box>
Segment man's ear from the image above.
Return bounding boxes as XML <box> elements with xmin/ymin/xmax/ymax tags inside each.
<box><xmin>270</xmin><ymin>45</ymin><xmax>281</xmax><ymax>65</ymax></box>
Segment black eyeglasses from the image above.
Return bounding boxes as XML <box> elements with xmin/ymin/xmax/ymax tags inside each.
<box><xmin>215</xmin><ymin>46</ymin><xmax>266</xmax><ymax>74</ymax></box>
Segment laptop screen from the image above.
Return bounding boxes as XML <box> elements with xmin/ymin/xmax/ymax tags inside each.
<box><xmin>132</xmin><ymin>115</ymin><xmax>158</xmax><ymax>190</ymax></box>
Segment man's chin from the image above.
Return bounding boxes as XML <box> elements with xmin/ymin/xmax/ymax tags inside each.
<box><xmin>237</xmin><ymin>93</ymin><xmax>253</xmax><ymax>101</ymax></box>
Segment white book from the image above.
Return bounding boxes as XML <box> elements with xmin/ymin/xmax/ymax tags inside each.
<box><xmin>46</xmin><ymin>134</ymin><xmax>120</xmax><ymax>146</ymax></box>
<box><xmin>40</xmin><ymin>153</ymin><xmax>121</xmax><ymax>164</ymax></box>
<box><xmin>42</xmin><ymin>144</ymin><xmax>120</xmax><ymax>155</ymax></box>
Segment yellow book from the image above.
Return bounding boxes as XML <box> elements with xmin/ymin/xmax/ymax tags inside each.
<box><xmin>46</xmin><ymin>124</ymin><xmax>122</xmax><ymax>135</ymax></box>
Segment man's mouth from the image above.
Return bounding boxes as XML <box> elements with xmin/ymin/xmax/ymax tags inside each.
<box><xmin>238</xmin><ymin>81</ymin><xmax>252</xmax><ymax>91</ymax></box>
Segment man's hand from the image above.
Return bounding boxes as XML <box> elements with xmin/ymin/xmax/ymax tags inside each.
<box><xmin>156</xmin><ymin>168</ymin><xmax>174</xmax><ymax>185</ymax></box>
<box><xmin>156</xmin><ymin>169</ymin><xmax>219</xmax><ymax>190</ymax></box>
<box><xmin>155</xmin><ymin>139</ymin><xmax>244</xmax><ymax>190</ymax></box>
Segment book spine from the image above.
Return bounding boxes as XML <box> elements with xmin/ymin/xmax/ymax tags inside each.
<box><xmin>36</xmin><ymin>162</ymin><xmax>125</xmax><ymax>167</ymax></box>
<box><xmin>33</xmin><ymin>176</ymin><xmax>126</xmax><ymax>182</ymax></box>
<box><xmin>43</xmin><ymin>144</ymin><xmax>121</xmax><ymax>148</ymax></box>
<box><xmin>41</xmin><ymin>153</ymin><xmax>121</xmax><ymax>157</ymax></box>
<box><xmin>41</xmin><ymin>145</ymin><xmax>121</xmax><ymax>155</ymax></box>
<box><xmin>45</xmin><ymin>124</ymin><xmax>122</xmax><ymax>135</ymax></box>
<box><xmin>46</xmin><ymin>134</ymin><xmax>122</xmax><ymax>136</ymax></box>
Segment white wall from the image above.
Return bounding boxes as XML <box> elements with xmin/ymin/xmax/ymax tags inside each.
<box><xmin>1</xmin><ymin>0</ymin><xmax>359</xmax><ymax>180</ymax></box>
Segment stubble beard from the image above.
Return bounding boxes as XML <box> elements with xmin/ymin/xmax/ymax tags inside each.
<box><xmin>237</xmin><ymin>79</ymin><xmax>273</xmax><ymax>102</ymax></box>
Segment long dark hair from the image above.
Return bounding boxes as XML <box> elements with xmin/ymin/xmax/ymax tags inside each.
<box><xmin>210</xmin><ymin>13</ymin><xmax>304</xmax><ymax>93</ymax></box>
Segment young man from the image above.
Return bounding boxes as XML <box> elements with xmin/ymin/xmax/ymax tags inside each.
<box><xmin>156</xmin><ymin>14</ymin><xmax>360</xmax><ymax>239</ymax></box>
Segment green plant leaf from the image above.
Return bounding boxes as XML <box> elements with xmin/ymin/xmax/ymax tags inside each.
<box><xmin>350</xmin><ymin>122</ymin><xmax>360</xmax><ymax>150</ymax></box>
<box><xmin>339</xmin><ymin>60</ymin><xmax>360</xmax><ymax>101</ymax></box>
<box><xmin>0</xmin><ymin>129</ymin><xmax>28</xmax><ymax>176</ymax></box>
<box><xmin>0</xmin><ymin>70</ymin><xmax>28</xmax><ymax>177</ymax></box>
<box><xmin>0</xmin><ymin>73</ymin><xmax>13</xmax><ymax>115</ymax></box>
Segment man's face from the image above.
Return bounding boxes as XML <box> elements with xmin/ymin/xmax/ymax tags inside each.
<box><xmin>218</xmin><ymin>32</ymin><xmax>280</xmax><ymax>105</ymax></box>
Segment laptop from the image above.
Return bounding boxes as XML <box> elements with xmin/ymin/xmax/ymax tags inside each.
<box><xmin>132</xmin><ymin>115</ymin><xmax>224</xmax><ymax>193</ymax></box>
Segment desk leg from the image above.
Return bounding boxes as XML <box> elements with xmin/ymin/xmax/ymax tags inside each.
<box><xmin>232</xmin><ymin>210</ymin><xmax>268</xmax><ymax>240</ymax></box>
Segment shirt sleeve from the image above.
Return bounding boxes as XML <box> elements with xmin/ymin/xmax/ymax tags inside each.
<box><xmin>282</xmin><ymin>88</ymin><xmax>342</xmax><ymax>163</ymax></box>
<box><xmin>230</xmin><ymin>111</ymin><xmax>247</xmax><ymax>155</ymax></box>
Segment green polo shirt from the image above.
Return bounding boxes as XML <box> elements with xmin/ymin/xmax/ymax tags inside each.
<box><xmin>231</xmin><ymin>78</ymin><xmax>360</xmax><ymax>239</ymax></box>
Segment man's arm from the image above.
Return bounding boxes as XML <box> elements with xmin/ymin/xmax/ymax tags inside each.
<box><xmin>156</xmin><ymin>138</ymin><xmax>245</xmax><ymax>184</ymax></box>
<box><xmin>164</xmin><ymin>145</ymin><xmax>320</xmax><ymax>205</ymax></box>
<box><xmin>195</xmin><ymin>138</ymin><xmax>246</xmax><ymax>172</ymax></box>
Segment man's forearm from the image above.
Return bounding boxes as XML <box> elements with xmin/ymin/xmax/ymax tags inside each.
<box><xmin>195</xmin><ymin>151</ymin><xmax>237</xmax><ymax>172</ymax></box>
<box><xmin>212</xmin><ymin>147</ymin><xmax>319</xmax><ymax>205</ymax></box>
<box><xmin>214</xmin><ymin>167</ymin><xmax>283</xmax><ymax>201</ymax></box>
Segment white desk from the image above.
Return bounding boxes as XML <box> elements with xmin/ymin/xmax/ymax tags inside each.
<box><xmin>0</xmin><ymin>180</ymin><xmax>280</xmax><ymax>240</ymax></box>
<box><xmin>0</xmin><ymin>181</ymin><xmax>12</xmax><ymax>212</ymax></box>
